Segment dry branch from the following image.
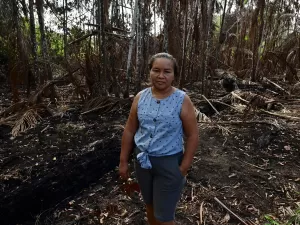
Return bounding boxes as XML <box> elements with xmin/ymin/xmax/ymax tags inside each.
<box><xmin>262</xmin><ymin>77</ymin><xmax>290</xmax><ymax>95</ymax></box>
<box><xmin>231</xmin><ymin>92</ymin><xmax>249</xmax><ymax>104</ymax></box>
<box><xmin>202</xmin><ymin>95</ymin><xmax>220</xmax><ymax>115</ymax></box>
<box><xmin>198</xmin><ymin>120</ymin><xmax>280</xmax><ymax>127</ymax></box>
<box><xmin>200</xmin><ymin>201</ymin><xmax>204</xmax><ymax>224</ymax></box>
<box><xmin>105</xmin><ymin>32</ymin><xmax>130</xmax><ymax>39</ymax></box>
<box><xmin>81</xmin><ymin>102</ymin><xmax>117</xmax><ymax>115</ymax></box>
<box><xmin>0</xmin><ymin>101</ymin><xmax>27</xmax><ymax>117</ymax></box>
<box><xmin>259</xmin><ymin>109</ymin><xmax>300</xmax><ymax>121</ymax></box>
<box><xmin>214</xmin><ymin>197</ymin><xmax>248</xmax><ymax>225</ymax></box>
<box><xmin>28</xmin><ymin>81</ymin><xmax>55</xmax><ymax>104</ymax></box>
<box><xmin>68</xmin><ymin>30</ymin><xmax>98</xmax><ymax>45</ymax></box>
<box><xmin>85</xmin><ymin>23</ymin><xmax>130</xmax><ymax>33</ymax></box>
<box><xmin>236</xmin><ymin>158</ymin><xmax>267</xmax><ymax>170</ymax></box>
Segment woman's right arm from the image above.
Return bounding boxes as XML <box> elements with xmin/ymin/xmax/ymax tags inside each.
<box><xmin>119</xmin><ymin>93</ymin><xmax>140</xmax><ymax>179</ymax></box>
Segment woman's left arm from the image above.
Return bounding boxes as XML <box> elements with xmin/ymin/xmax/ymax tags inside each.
<box><xmin>180</xmin><ymin>94</ymin><xmax>199</xmax><ymax>175</ymax></box>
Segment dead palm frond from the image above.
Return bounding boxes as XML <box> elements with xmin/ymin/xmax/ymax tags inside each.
<box><xmin>83</xmin><ymin>96</ymin><xmax>110</xmax><ymax>111</ymax></box>
<box><xmin>82</xmin><ymin>97</ymin><xmax>120</xmax><ymax>115</ymax></box>
<box><xmin>216</xmin><ymin>125</ymin><xmax>232</xmax><ymax>136</ymax></box>
<box><xmin>0</xmin><ymin>101</ymin><xmax>27</xmax><ymax>117</ymax></box>
<box><xmin>12</xmin><ymin>109</ymin><xmax>42</xmax><ymax>136</ymax></box>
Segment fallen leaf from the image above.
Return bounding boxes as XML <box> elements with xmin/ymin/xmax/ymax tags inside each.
<box><xmin>69</xmin><ymin>200</ymin><xmax>75</xmax><ymax>205</ymax></box>
<box><xmin>99</xmin><ymin>216</ymin><xmax>104</xmax><ymax>224</ymax></box>
<box><xmin>220</xmin><ymin>213</ymin><xmax>230</xmax><ymax>223</ymax></box>
<box><xmin>121</xmin><ymin>209</ymin><xmax>128</xmax><ymax>217</ymax></box>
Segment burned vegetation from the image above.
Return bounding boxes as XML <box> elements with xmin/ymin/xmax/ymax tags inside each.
<box><xmin>0</xmin><ymin>68</ymin><xmax>299</xmax><ymax>225</ymax></box>
<box><xmin>1</xmin><ymin>0</ymin><xmax>300</xmax><ymax>225</ymax></box>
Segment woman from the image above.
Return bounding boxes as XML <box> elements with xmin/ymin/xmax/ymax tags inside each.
<box><xmin>119</xmin><ymin>53</ymin><xmax>199</xmax><ymax>225</ymax></box>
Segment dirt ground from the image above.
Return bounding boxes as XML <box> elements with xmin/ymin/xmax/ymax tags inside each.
<box><xmin>0</xmin><ymin>81</ymin><xmax>299</xmax><ymax>225</ymax></box>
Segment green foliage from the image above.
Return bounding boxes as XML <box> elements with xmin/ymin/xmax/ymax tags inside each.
<box><xmin>264</xmin><ymin>206</ymin><xmax>300</xmax><ymax>225</ymax></box>
<box><xmin>47</xmin><ymin>30</ymin><xmax>64</xmax><ymax>57</ymax></box>
<box><xmin>20</xmin><ymin>17</ymin><xmax>65</xmax><ymax>58</ymax></box>
<box><xmin>264</xmin><ymin>215</ymin><xmax>280</xmax><ymax>225</ymax></box>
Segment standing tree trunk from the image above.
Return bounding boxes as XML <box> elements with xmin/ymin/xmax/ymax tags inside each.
<box><xmin>11</xmin><ymin>0</ymin><xmax>32</xmax><ymax>101</ymax></box>
<box><xmin>36</xmin><ymin>0</ymin><xmax>55</xmax><ymax>101</ymax></box>
<box><xmin>188</xmin><ymin>0</ymin><xmax>199</xmax><ymax>81</ymax></box>
<box><xmin>125</xmin><ymin>0</ymin><xmax>138</xmax><ymax>98</ymax></box>
<box><xmin>103</xmin><ymin>0</ymin><xmax>109</xmax><ymax>88</ymax></box>
<box><xmin>251</xmin><ymin>0</ymin><xmax>265</xmax><ymax>82</ymax></box>
<box><xmin>154</xmin><ymin>0</ymin><xmax>156</xmax><ymax>37</ymax></box>
<box><xmin>29</xmin><ymin>0</ymin><xmax>37</xmax><ymax>85</ymax></box>
<box><xmin>200</xmin><ymin>0</ymin><xmax>215</xmax><ymax>95</ymax></box>
<box><xmin>179</xmin><ymin>2</ymin><xmax>188</xmax><ymax>89</ymax></box>
<box><xmin>121</xmin><ymin>0</ymin><xmax>125</xmax><ymax>26</ymax></box>
<box><xmin>219</xmin><ymin>0</ymin><xmax>227</xmax><ymax>44</ymax></box>
<box><xmin>163</xmin><ymin>0</ymin><xmax>171</xmax><ymax>52</ymax></box>
<box><xmin>11</xmin><ymin>0</ymin><xmax>22</xmax><ymax>101</ymax></box>
<box><xmin>99</xmin><ymin>0</ymin><xmax>104</xmax><ymax>94</ymax></box>
<box><xmin>206</xmin><ymin>0</ymin><xmax>215</xmax><ymax>97</ymax></box>
<box><xmin>200</xmin><ymin>0</ymin><xmax>208</xmax><ymax>92</ymax></box>
<box><xmin>20</xmin><ymin>0</ymin><xmax>29</xmax><ymax>21</ymax></box>
<box><xmin>135</xmin><ymin>0</ymin><xmax>142</xmax><ymax>93</ymax></box>
<box><xmin>63</xmin><ymin>0</ymin><xmax>68</xmax><ymax>59</ymax></box>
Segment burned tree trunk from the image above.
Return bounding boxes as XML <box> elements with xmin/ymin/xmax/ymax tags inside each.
<box><xmin>200</xmin><ymin>0</ymin><xmax>215</xmax><ymax>96</ymax></box>
<box><xmin>125</xmin><ymin>0</ymin><xmax>138</xmax><ymax>98</ymax></box>
<box><xmin>100</xmin><ymin>0</ymin><xmax>108</xmax><ymax>95</ymax></box>
<box><xmin>36</xmin><ymin>0</ymin><xmax>56</xmax><ymax>101</ymax></box>
<box><xmin>179</xmin><ymin>2</ymin><xmax>188</xmax><ymax>89</ymax></box>
<box><xmin>11</xmin><ymin>0</ymin><xmax>31</xmax><ymax>101</ymax></box>
<box><xmin>63</xmin><ymin>0</ymin><xmax>68</xmax><ymax>59</ymax></box>
<box><xmin>163</xmin><ymin>0</ymin><xmax>171</xmax><ymax>52</ymax></box>
<box><xmin>135</xmin><ymin>0</ymin><xmax>142</xmax><ymax>93</ymax></box>
<box><xmin>28</xmin><ymin>0</ymin><xmax>37</xmax><ymax>82</ymax></box>
<box><xmin>251</xmin><ymin>0</ymin><xmax>265</xmax><ymax>82</ymax></box>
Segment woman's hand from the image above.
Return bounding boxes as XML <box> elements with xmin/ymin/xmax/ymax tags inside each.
<box><xmin>119</xmin><ymin>161</ymin><xmax>129</xmax><ymax>180</ymax></box>
<box><xmin>180</xmin><ymin>95</ymin><xmax>199</xmax><ymax>176</ymax></box>
<box><xmin>119</xmin><ymin>93</ymin><xmax>140</xmax><ymax>181</ymax></box>
<box><xmin>179</xmin><ymin>165</ymin><xmax>188</xmax><ymax>177</ymax></box>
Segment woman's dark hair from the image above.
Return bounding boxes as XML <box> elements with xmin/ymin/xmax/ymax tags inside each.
<box><xmin>148</xmin><ymin>52</ymin><xmax>179</xmax><ymax>76</ymax></box>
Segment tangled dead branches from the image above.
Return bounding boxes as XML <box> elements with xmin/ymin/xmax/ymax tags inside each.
<box><xmin>81</xmin><ymin>96</ymin><xmax>132</xmax><ymax>115</ymax></box>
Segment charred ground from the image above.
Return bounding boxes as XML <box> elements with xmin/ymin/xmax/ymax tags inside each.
<box><xmin>0</xmin><ymin>77</ymin><xmax>299</xmax><ymax>225</ymax></box>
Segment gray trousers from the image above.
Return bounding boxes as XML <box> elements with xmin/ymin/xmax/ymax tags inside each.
<box><xmin>134</xmin><ymin>148</ymin><xmax>186</xmax><ymax>222</ymax></box>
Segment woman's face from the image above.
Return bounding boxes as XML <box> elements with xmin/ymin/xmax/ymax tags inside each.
<box><xmin>150</xmin><ymin>58</ymin><xmax>175</xmax><ymax>90</ymax></box>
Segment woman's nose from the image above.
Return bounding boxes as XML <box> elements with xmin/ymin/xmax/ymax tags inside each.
<box><xmin>157</xmin><ymin>71</ymin><xmax>164</xmax><ymax>78</ymax></box>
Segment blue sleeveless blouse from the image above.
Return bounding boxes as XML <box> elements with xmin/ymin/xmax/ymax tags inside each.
<box><xmin>134</xmin><ymin>87</ymin><xmax>186</xmax><ymax>169</ymax></box>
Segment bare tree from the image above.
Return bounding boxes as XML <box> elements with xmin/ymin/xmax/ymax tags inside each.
<box><xmin>179</xmin><ymin>2</ymin><xmax>188</xmax><ymax>89</ymax></box>
<box><xmin>125</xmin><ymin>0</ymin><xmax>138</xmax><ymax>98</ymax></box>
<box><xmin>28</xmin><ymin>0</ymin><xmax>37</xmax><ymax>80</ymax></box>
<box><xmin>135</xmin><ymin>0</ymin><xmax>142</xmax><ymax>93</ymax></box>
<box><xmin>251</xmin><ymin>0</ymin><xmax>266</xmax><ymax>82</ymax></box>
<box><xmin>163</xmin><ymin>0</ymin><xmax>171</xmax><ymax>52</ymax></box>
<box><xmin>63</xmin><ymin>0</ymin><xmax>68</xmax><ymax>59</ymax></box>
<box><xmin>36</xmin><ymin>0</ymin><xmax>55</xmax><ymax>100</ymax></box>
